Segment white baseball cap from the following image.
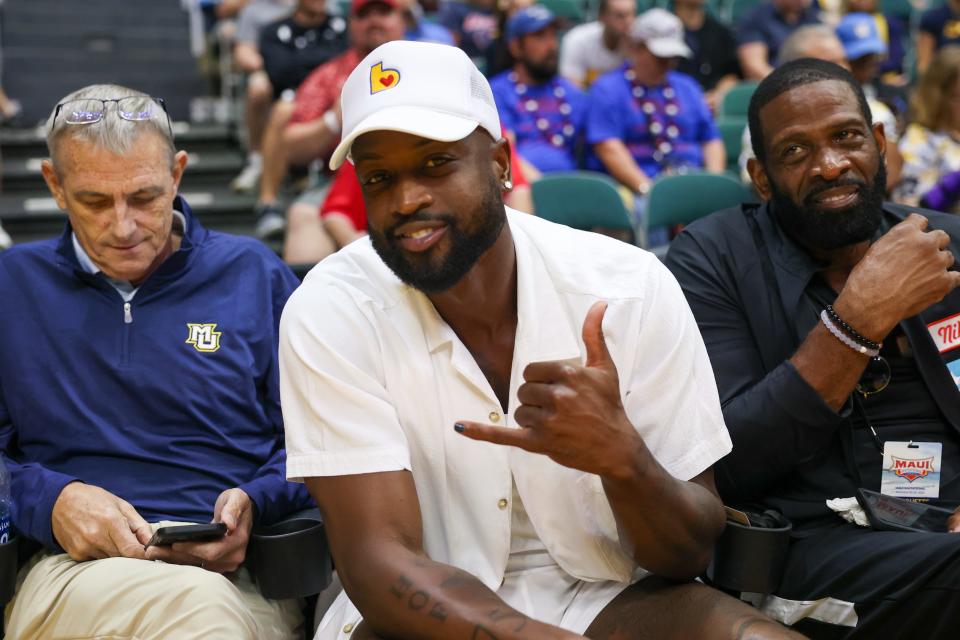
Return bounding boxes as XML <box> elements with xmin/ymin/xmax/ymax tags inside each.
<box><xmin>629</xmin><ymin>8</ymin><xmax>692</xmax><ymax>59</ymax></box>
<box><xmin>329</xmin><ymin>41</ymin><xmax>502</xmax><ymax>170</ymax></box>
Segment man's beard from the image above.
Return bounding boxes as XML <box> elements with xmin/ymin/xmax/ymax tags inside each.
<box><xmin>368</xmin><ymin>180</ymin><xmax>506</xmax><ymax>293</ymax></box>
<box><xmin>770</xmin><ymin>161</ymin><xmax>887</xmax><ymax>251</ymax></box>
<box><xmin>523</xmin><ymin>55</ymin><xmax>558</xmax><ymax>83</ymax></box>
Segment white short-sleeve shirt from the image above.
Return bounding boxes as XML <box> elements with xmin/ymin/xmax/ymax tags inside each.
<box><xmin>281</xmin><ymin>209</ymin><xmax>731</xmax><ymax>590</ymax></box>
<box><xmin>559</xmin><ymin>22</ymin><xmax>626</xmax><ymax>88</ymax></box>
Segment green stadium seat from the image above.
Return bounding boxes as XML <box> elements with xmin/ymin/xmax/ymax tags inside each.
<box><xmin>540</xmin><ymin>0</ymin><xmax>585</xmax><ymax>22</ymax></box>
<box><xmin>879</xmin><ymin>0</ymin><xmax>915</xmax><ymax>20</ymax></box>
<box><xmin>728</xmin><ymin>0</ymin><xmax>762</xmax><ymax>23</ymax></box>
<box><xmin>718</xmin><ymin>116</ymin><xmax>747</xmax><ymax>173</ymax></box>
<box><xmin>720</xmin><ymin>81</ymin><xmax>758</xmax><ymax>118</ymax></box>
<box><xmin>531</xmin><ymin>171</ymin><xmax>634</xmax><ymax>240</ymax></box>
<box><xmin>644</xmin><ymin>171</ymin><xmax>753</xmax><ymax>249</ymax></box>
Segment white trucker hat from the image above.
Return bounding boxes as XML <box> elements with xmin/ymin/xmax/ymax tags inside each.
<box><xmin>630</xmin><ymin>8</ymin><xmax>692</xmax><ymax>59</ymax></box>
<box><xmin>330</xmin><ymin>40</ymin><xmax>502</xmax><ymax>170</ymax></box>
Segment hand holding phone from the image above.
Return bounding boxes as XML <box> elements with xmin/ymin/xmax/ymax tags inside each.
<box><xmin>145</xmin><ymin>523</ymin><xmax>227</xmax><ymax>548</ymax></box>
<box><xmin>143</xmin><ymin>488</ymin><xmax>254</xmax><ymax>573</ymax></box>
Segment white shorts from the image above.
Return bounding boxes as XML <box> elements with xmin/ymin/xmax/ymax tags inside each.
<box><xmin>313</xmin><ymin>564</ymin><xmax>633</xmax><ymax>639</ymax></box>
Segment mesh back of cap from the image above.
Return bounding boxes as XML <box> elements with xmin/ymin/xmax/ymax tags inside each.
<box><xmin>470</xmin><ymin>68</ymin><xmax>496</xmax><ymax>108</ymax></box>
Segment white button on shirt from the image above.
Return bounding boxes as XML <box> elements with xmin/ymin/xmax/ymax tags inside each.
<box><xmin>281</xmin><ymin>209</ymin><xmax>731</xmax><ymax>596</ymax></box>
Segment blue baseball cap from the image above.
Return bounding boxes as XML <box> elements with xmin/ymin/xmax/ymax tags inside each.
<box><xmin>506</xmin><ymin>5</ymin><xmax>557</xmax><ymax>41</ymax></box>
<box><xmin>836</xmin><ymin>13</ymin><xmax>887</xmax><ymax>61</ymax></box>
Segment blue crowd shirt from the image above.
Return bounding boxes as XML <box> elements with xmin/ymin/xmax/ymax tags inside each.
<box><xmin>737</xmin><ymin>1</ymin><xmax>822</xmax><ymax>63</ymax></box>
<box><xmin>585</xmin><ymin>65</ymin><xmax>720</xmax><ymax>178</ymax></box>
<box><xmin>490</xmin><ymin>71</ymin><xmax>588</xmax><ymax>173</ymax></box>
<box><xmin>0</xmin><ymin>197</ymin><xmax>311</xmax><ymax>549</ymax></box>
<box><xmin>920</xmin><ymin>4</ymin><xmax>960</xmax><ymax>50</ymax></box>
<box><xmin>438</xmin><ymin>1</ymin><xmax>496</xmax><ymax>59</ymax></box>
<box><xmin>406</xmin><ymin>20</ymin><xmax>455</xmax><ymax>45</ymax></box>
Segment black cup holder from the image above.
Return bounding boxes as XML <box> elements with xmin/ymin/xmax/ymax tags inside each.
<box><xmin>706</xmin><ymin>510</ymin><xmax>792</xmax><ymax>595</ymax></box>
<box><xmin>248</xmin><ymin>509</ymin><xmax>331</xmax><ymax>600</ymax></box>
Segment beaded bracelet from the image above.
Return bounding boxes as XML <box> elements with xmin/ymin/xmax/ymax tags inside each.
<box><xmin>825</xmin><ymin>304</ymin><xmax>881</xmax><ymax>351</ymax></box>
<box><xmin>821</xmin><ymin>310</ymin><xmax>880</xmax><ymax>357</ymax></box>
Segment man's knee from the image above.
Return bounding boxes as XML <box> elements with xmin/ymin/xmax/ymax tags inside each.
<box><xmin>9</xmin><ymin>557</ymin><xmax>260</xmax><ymax>640</ymax></box>
<box><xmin>177</xmin><ymin>566</ymin><xmax>252</xmax><ymax>610</ymax></box>
<box><xmin>269</xmin><ymin>98</ymin><xmax>296</xmax><ymax>126</ymax></box>
<box><xmin>731</xmin><ymin>614</ymin><xmax>807</xmax><ymax>640</ymax></box>
<box><xmin>586</xmin><ymin>579</ymin><xmax>802</xmax><ymax>640</ymax></box>
<box><xmin>287</xmin><ymin>202</ymin><xmax>321</xmax><ymax>229</ymax></box>
<box><xmin>247</xmin><ymin>72</ymin><xmax>273</xmax><ymax>104</ymax></box>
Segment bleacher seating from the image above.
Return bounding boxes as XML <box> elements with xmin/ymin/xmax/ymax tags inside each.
<box><xmin>531</xmin><ymin>170</ymin><xmax>635</xmax><ymax>240</ymax></box>
<box><xmin>718</xmin><ymin>117</ymin><xmax>748</xmax><ymax>174</ymax></box>
<box><xmin>2</xmin><ymin>0</ymin><xmax>206</xmax><ymax>124</ymax></box>
<box><xmin>719</xmin><ymin>81</ymin><xmax>759</xmax><ymax>119</ymax></box>
<box><xmin>645</xmin><ymin>171</ymin><xmax>754</xmax><ymax>250</ymax></box>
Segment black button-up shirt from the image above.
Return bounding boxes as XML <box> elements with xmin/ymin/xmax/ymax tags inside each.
<box><xmin>665</xmin><ymin>202</ymin><xmax>960</xmax><ymax>531</ymax></box>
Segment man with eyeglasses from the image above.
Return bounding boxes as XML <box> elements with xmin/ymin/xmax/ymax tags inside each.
<box><xmin>0</xmin><ymin>84</ymin><xmax>311</xmax><ymax>639</ymax></box>
<box><xmin>666</xmin><ymin>59</ymin><xmax>960</xmax><ymax>637</ymax></box>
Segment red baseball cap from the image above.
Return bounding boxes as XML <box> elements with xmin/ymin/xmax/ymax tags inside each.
<box><xmin>351</xmin><ymin>0</ymin><xmax>400</xmax><ymax>14</ymax></box>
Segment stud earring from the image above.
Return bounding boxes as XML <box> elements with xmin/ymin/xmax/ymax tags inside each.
<box><xmin>502</xmin><ymin>179</ymin><xmax>513</xmax><ymax>190</ymax></box>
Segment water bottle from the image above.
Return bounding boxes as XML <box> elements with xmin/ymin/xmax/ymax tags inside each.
<box><xmin>0</xmin><ymin>458</ymin><xmax>12</xmax><ymax>544</ymax></box>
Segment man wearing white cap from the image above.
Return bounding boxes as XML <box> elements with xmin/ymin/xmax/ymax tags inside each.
<box><xmin>280</xmin><ymin>40</ymin><xmax>798</xmax><ymax>640</ymax></box>
<box><xmin>585</xmin><ymin>8</ymin><xmax>725</xmax><ymax>244</ymax></box>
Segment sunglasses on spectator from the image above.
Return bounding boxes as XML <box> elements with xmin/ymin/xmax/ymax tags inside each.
<box><xmin>53</xmin><ymin>96</ymin><xmax>172</xmax><ymax>137</ymax></box>
<box><xmin>857</xmin><ymin>355</ymin><xmax>891</xmax><ymax>397</ymax></box>
<box><xmin>852</xmin><ymin>356</ymin><xmax>891</xmax><ymax>454</ymax></box>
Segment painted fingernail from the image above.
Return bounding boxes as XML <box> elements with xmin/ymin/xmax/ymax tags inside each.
<box><xmin>454</xmin><ymin>423</ymin><xmax>465</xmax><ymax>433</ymax></box>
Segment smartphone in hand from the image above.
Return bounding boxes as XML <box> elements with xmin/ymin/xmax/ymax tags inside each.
<box><xmin>145</xmin><ymin>523</ymin><xmax>227</xmax><ymax>547</ymax></box>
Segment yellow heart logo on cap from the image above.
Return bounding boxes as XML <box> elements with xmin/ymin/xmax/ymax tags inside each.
<box><xmin>369</xmin><ymin>62</ymin><xmax>401</xmax><ymax>94</ymax></box>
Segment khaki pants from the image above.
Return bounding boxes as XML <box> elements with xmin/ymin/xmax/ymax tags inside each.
<box><xmin>4</xmin><ymin>523</ymin><xmax>304</xmax><ymax>640</ymax></box>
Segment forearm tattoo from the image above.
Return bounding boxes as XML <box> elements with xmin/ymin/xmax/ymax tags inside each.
<box><xmin>386</xmin><ymin>573</ymin><xmax>531</xmax><ymax>638</ymax></box>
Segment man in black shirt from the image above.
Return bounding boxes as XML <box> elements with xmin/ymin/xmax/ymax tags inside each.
<box><xmin>673</xmin><ymin>0</ymin><xmax>741</xmax><ymax>111</ymax></box>
<box><xmin>259</xmin><ymin>0</ymin><xmax>348</xmax><ymax>98</ymax></box>
<box><xmin>666</xmin><ymin>58</ymin><xmax>960</xmax><ymax>638</ymax></box>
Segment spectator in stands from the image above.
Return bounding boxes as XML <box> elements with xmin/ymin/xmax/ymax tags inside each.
<box><xmin>737</xmin><ymin>0</ymin><xmax>822</xmax><ymax>81</ymax></box>
<box><xmin>0</xmin><ymin>87</ymin><xmax>21</xmax><ymax>126</ymax></box>
<box><xmin>403</xmin><ymin>0</ymin><xmax>455</xmax><ymax>44</ymax></box>
<box><xmin>894</xmin><ymin>46</ymin><xmax>960</xmax><ymax>206</ymax></box>
<box><xmin>230</xmin><ymin>0</ymin><xmax>296</xmax><ymax>193</ymax></box>
<box><xmin>251</xmin><ymin>0</ymin><xmax>350</xmax><ymax>238</ymax></box>
<box><xmin>480</xmin><ymin>0</ymin><xmax>537</xmax><ymax>78</ymax></box>
<box><xmin>280</xmin><ymin>39</ymin><xmax>801</xmax><ymax>640</ymax></box>
<box><xmin>738</xmin><ymin>24</ymin><xmax>901</xmax><ymax>191</ymax></box>
<box><xmin>0</xmin><ymin>84</ymin><xmax>311</xmax><ymax>639</ymax></box>
<box><xmin>559</xmin><ymin>0</ymin><xmax>635</xmax><ymax>88</ymax></box>
<box><xmin>666</xmin><ymin>58</ymin><xmax>960</xmax><ymax>638</ymax></box>
<box><xmin>842</xmin><ymin>0</ymin><xmax>906</xmax><ymax>83</ymax></box>
<box><xmin>230</xmin><ymin>0</ymin><xmax>295</xmax><ymax>193</ymax></box>
<box><xmin>490</xmin><ymin>5</ymin><xmax>587</xmax><ymax>177</ymax></box>
<box><xmin>439</xmin><ymin>0</ymin><xmax>498</xmax><ymax>61</ymax></box>
<box><xmin>673</xmin><ymin>0</ymin><xmax>741</xmax><ymax>112</ymax></box>
<box><xmin>586</xmin><ymin>8</ymin><xmax>724</xmax><ymax>240</ymax></box>
<box><xmin>918</xmin><ymin>0</ymin><xmax>960</xmax><ymax>75</ymax></box>
<box><xmin>836</xmin><ymin>13</ymin><xmax>904</xmax><ymax>133</ymax></box>
<box><xmin>201</xmin><ymin>0</ymin><xmax>252</xmax><ymax>32</ymax></box>
<box><xmin>268</xmin><ymin>0</ymin><xmax>406</xmax><ymax>258</ymax></box>
<box><xmin>259</xmin><ymin>0</ymin><xmax>348</xmax><ymax>97</ymax></box>
<box><xmin>195</xmin><ymin>0</ymin><xmax>251</xmax><ymax>100</ymax></box>
<box><xmin>920</xmin><ymin>168</ymin><xmax>960</xmax><ymax>213</ymax></box>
